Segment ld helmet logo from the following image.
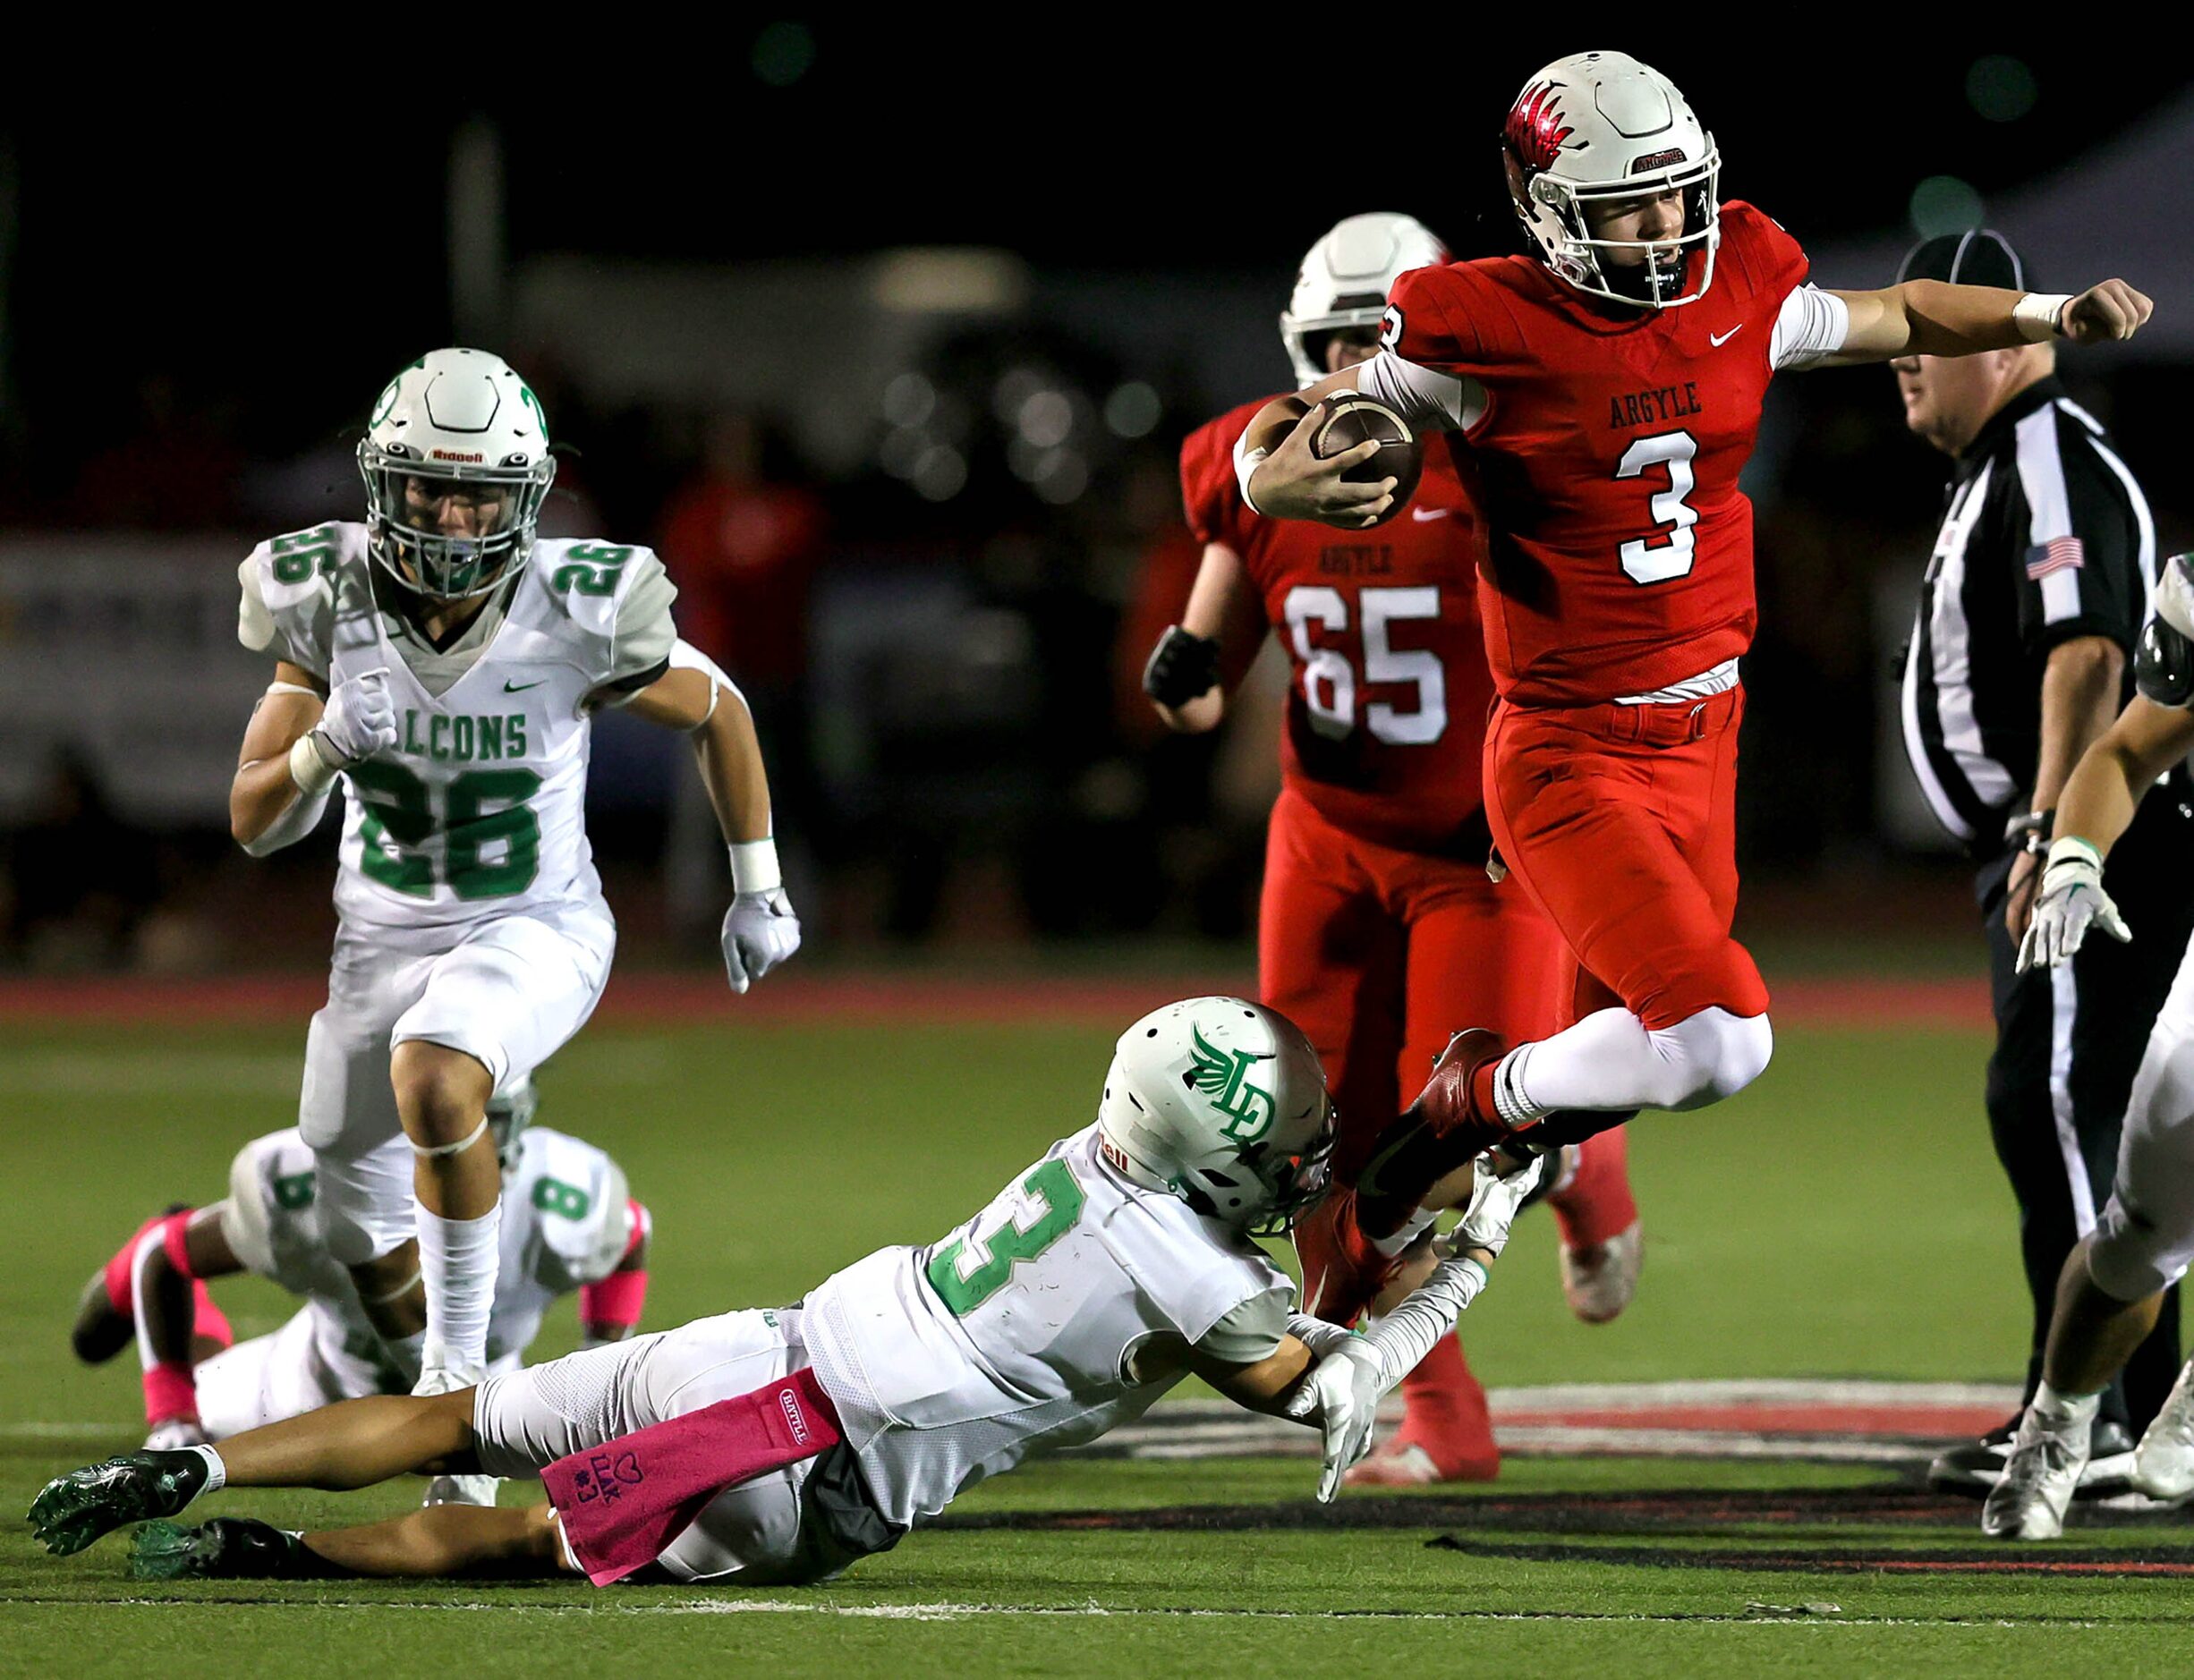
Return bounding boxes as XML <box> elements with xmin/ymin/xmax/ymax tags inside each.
<box><xmin>1186</xmin><ymin>1027</ymin><xmax>1277</xmax><ymax>1142</ymax></box>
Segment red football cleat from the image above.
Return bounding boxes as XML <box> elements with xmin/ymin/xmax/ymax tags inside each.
<box><xmin>1354</xmin><ymin>1029</ymin><xmax>1521</xmax><ymax>1240</ymax></box>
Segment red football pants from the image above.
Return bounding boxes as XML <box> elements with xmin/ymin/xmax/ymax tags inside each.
<box><xmin>1259</xmin><ymin>785</ymin><xmax>1568</xmax><ymax>1187</ymax></box>
<box><xmin>1483</xmin><ymin>687</ymin><xmax>1769</xmax><ymax>1031</ymax></box>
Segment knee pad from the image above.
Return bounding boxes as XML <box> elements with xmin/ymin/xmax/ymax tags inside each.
<box><xmin>1654</xmin><ymin>1008</ymin><xmax>1773</xmax><ymax>1110</ymax></box>
<box><xmin>2089</xmin><ymin>1192</ymin><xmax>2192</xmax><ymax>1303</ymax></box>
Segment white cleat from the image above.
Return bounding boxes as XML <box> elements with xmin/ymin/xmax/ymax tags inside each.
<box><xmin>1560</xmin><ymin>1219</ymin><xmax>1642</xmax><ymax>1325</ymax></box>
<box><xmin>142</xmin><ymin>1419</ymin><xmax>208</xmax><ymax>1452</ymax></box>
<box><xmin>1981</xmin><ymin>1410</ymin><xmax>2088</xmax><ymax>1540</ymax></box>
<box><xmin>423</xmin><ymin>1473</ymin><xmax>501</xmax><ymax>1508</ymax></box>
<box><xmin>2132</xmin><ymin>1358</ymin><xmax>2194</xmax><ymax>1499</ymax></box>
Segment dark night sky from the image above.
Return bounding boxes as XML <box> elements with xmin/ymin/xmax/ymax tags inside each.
<box><xmin>4</xmin><ymin>37</ymin><xmax>2186</xmax><ymax>459</ymax></box>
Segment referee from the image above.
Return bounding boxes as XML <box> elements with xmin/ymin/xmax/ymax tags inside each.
<box><xmin>1895</xmin><ymin>229</ymin><xmax>2190</xmax><ymax>1496</ymax></box>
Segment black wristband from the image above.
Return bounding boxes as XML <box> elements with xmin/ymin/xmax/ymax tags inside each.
<box><xmin>1143</xmin><ymin>625</ymin><xmax>1221</xmax><ymax>708</ymax></box>
<box><xmin>2004</xmin><ymin>808</ymin><xmax>2054</xmax><ymax>849</ymax></box>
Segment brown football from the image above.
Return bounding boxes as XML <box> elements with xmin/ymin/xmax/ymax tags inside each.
<box><xmin>1307</xmin><ymin>393</ymin><xmax>1423</xmax><ymax>525</ymax></box>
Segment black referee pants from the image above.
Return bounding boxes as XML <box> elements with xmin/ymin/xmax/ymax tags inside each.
<box><xmin>1982</xmin><ymin>793</ymin><xmax>2194</xmax><ymax>1432</ymax></box>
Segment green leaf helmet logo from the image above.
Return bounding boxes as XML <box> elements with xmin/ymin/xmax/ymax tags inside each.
<box><xmin>1186</xmin><ymin>1025</ymin><xmax>1277</xmax><ymax>1142</ymax></box>
<box><xmin>518</xmin><ymin>382</ymin><xmax>549</xmax><ymax>439</ymax></box>
<box><xmin>370</xmin><ymin>378</ymin><xmax>404</xmax><ymax>427</ymax></box>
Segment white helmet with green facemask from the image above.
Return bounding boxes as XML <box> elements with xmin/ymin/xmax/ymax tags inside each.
<box><xmin>357</xmin><ymin>348</ymin><xmax>557</xmax><ymax>599</ymax></box>
<box><xmin>1096</xmin><ymin>997</ymin><xmax>1336</xmax><ymax>1235</ymax></box>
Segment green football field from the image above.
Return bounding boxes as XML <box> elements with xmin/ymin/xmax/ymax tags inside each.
<box><xmin>7</xmin><ymin>1007</ymin><xmax>2194</xmax><ymax>1676</ymax></box>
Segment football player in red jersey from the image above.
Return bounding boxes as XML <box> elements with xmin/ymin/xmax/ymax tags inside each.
<box><xmin>1144</xmin><ymin>212</ymin><xmax>1640</xmax><ymax>1485</ymax></box>
<box><xmin>1235</xmin><ymin>51</ymin><xmax>2153</xmax><ymax>1235</ymax></box>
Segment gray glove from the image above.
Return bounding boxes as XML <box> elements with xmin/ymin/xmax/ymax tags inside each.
<box><xmin>2017</xmin><ymin>837</ymin><xmax>2130</xmax><ymax>972</ymax></box>
<box><xmin>312</xmin><ymin>666</ymin><xmax>396</xmax><ymax>765</ymax></box>
<box><xmin>1450</xmin><ymin>1151</ymin><xmax>1545</xmax><ymax>1261</ymax></box>
<box><xmin>721</xmin><ymin>888</ymin><xmax>802</xmax><ymax>994</ymax></box>
<box><xmin>1284</xmin><ymin>1337</ymin><xmax>1383</xmax><ymax>1503</ymax></box>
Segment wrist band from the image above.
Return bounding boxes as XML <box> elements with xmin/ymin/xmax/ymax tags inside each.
<box><xmin>288</xmin><ymin>732</ymin><xmax>341</xmax><ymax>795</ymax></box>
<box><xmin>2045</xmin><ymin>834</ymin><xmax>2104</xmax><ymax>871</ymax></box>
<box><xmin>2013</xmin><ymin>293</ymin><xmax>2073</xmax><ymax>343</ymax></box>
<box><xmin>729</xmin><ymin>838</ymin><xmax>782</xmax><ymax>895</ymax></box>
<box><xmin>1233</xmin><ymin>435</ymin><xmax>1271</xmax><ymax>515</ymax></box>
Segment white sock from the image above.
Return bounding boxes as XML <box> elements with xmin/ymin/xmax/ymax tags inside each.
<box><xmin>1502</xmin><ymin>1005</ymin><xmax>1772</xmax><ymax>1116</ymax></box>
<box><xmin>417</xmin><ymin>1203</ymin><xmax>501</xmax><ymax>1375</ymax></box>
<box><xmin>2032</xmin><ymin>1382</ymin><xmax>2102</xmax><ymax>1432</ymax></box>
<box><xmin>186</xmin><ymin>1443</ymin><xmax>226</xmax><ymax>1495</ymax></box>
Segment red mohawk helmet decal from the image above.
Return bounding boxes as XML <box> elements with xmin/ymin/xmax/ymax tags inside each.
<box><xmin>1504</xmin><ymin>81</ymin><xmax>1574</xmax><ymax>174</ymax></box>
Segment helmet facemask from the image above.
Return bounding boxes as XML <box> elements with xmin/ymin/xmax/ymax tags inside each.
<box><xmin>1515</xmin><ymin>153</ymin><xmax>1721</xmax><ymax>310</ymax></box>
<box><xmin>356</xmin><ymin>349</ymin><xmax>557</xmax><ymax>602</ymax></box>
<box><xmin>358</xmin><ymin>443</ymin><xmax>555</xmax><ymax>601</ymax></box>
<box><xmin>1237</xmin><ymin>1107</ymin><xmax>1338</xmax><ymax>1236</ymax></box>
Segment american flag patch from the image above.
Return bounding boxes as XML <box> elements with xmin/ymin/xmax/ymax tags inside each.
<box><xmin>2027</xmin><ymin>537</ymin><xmax>2086</xmax><ymax>579</ymax></box>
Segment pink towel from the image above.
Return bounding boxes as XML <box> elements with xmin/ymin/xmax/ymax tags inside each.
<box><xmin>540</xmin><ymin>1366</ymin><xmax>844</xmax><ymax>1586</ymax></box>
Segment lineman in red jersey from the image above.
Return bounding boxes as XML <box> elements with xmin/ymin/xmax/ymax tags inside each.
<box><xmin>1145</xmin><ymin>213</ymin><xmax>1639</xmax><ymax>1485</ymax></box>
<box><xmin>1237</xmin><ymin>50</ymin><xmax>2155</xmax><ymax>1228</ymax></box>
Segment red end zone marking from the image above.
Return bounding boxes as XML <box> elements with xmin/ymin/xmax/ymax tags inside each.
<box><xmin>1500</xmin><ymin>1404</ymin><xmax>2008</xmax><ymax>1438</ymax></box>
<box><xmin>0</xmin><ymin>972</ymin><xmax>1992</xmax><ymax>1031</ymax></box>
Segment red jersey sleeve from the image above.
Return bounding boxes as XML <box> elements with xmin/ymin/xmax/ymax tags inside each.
<box><xmin>1179</xmin><ymin>398</ymin><xmax>1282</xmax><ymax>553</ymax></box>
<box><xmin>1718</xmin><ymin>200</ymin><xmax>1809</xmax><ymax>318</ymax></box>
<box><xmin>1383</xmin><ymin>263</ymin><xmax>1490</xmax><ymax>377</ymax></box>
<box><xmin>1179</xmin><ymin>412</ymin><xmax>1246</xmax><ymax>549</ymax></box>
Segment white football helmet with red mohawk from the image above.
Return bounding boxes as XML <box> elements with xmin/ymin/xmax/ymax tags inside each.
<box><xmin>1280</xmin><ymin>213</ymin><xmax>1450</xmax><ymax>388</ymax></box>
<box><xmin>1501</xmin><ymin>51</ymin><xmax>1720</xmax><ymax>310</ymax></box>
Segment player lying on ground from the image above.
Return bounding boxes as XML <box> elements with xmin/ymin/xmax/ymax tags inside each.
<box><xmin>1982</xmin><ymin>555</ymin><xmax>2194</xmax><ymax>1538</ymax></box>
<box><xmin>70</xmin><ymin>1081</ymin><xmax>649</xmax><ymax>1506</ymax></box>
<box><xmin>32</xmin><ymin>997</ymin><xmax>1539</xmax><ymax>1584</ymax></box>
<box><xmin>1233</xmin><ymin>50</ymin><xmax>2153</xmax><ymax>1236</ymax></box>
<box><xmin>1149</xmin><ymin>209</ymin><xmax>1640</xmax><ymax>1486</ymax></box>
<box><xmin>230</xmin><ymin>349</ymin><xmax>798</xmax><ymax>1407</ymax></box>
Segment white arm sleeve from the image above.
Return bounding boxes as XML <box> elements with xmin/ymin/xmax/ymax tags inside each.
<box><xmin>1359</xmin><ymin>1255</ymin><xmax>1489</xmax><ymax>1387</ymax></box>
<box><xmin>1768</xmin><ymin>284</ymin><xmax>1851</xmax><ymax>371</ymax></box>
<box><xmin>1356</xmin><ymin>350</ymin><xmax>1487</xmax><ymax>433</ymax></box>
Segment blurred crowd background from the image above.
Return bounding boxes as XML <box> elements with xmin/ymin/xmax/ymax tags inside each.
<box><xmin>2</xmin><ymin>41</ymin><xmax>2190</xmax><ymax>973</ymax></box>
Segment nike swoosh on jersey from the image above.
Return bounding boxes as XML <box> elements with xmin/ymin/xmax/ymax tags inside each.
<box><xmin>1410</xmin><ymin>507</ymin><xmax>1453</xmax><ymax>522</ymax></box>
<box><xmin>504</xmin><ymin>679</ymin><xmax>544</xmax><ymax>692</ymax></box>
<box><xmin>1709</xmin><ymin>325</ymin><xmax>1744</xmax><ymax>347</ymax></box>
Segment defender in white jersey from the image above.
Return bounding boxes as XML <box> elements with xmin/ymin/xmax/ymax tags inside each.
<box><xmin>227</xmin><ymin>350</ymin><xmax>798</xmax><ymax>1401</ymax></box>
<box><xmin>70</xmin><ymin>1082</ymin><xmax>652</xmax><ymax>1468</ymax></box>
<box><xmin>32</xmin><ymin>1000</ymin><xmax>1543</xmax><ymax>1583</ymax></box>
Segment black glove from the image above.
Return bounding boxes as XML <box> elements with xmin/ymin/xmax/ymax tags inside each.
<box><xmin>1142</xmin><ymin>625</ymin><xmax>1221</xmax><ymax>708</ymax></box>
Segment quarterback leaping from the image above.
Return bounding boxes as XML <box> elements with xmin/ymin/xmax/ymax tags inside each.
<box><xmin>1235</xmin><ymin>50</ymin><xmax>2151</xmax><ymax>1234</ymax></box>
<box><xmin>228</xmin><ymin>349</ymin><xmax>797</xmax><ymax>1404</ymax></box>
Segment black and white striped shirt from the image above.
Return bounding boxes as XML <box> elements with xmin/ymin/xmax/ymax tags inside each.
<box><xmin>1901</xmin><ymin>377</ymin><xmax>2156</xmax><ymax>845</ymax></box>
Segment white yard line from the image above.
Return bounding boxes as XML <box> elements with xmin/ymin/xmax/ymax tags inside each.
<box><xmin>0</xmin><ymin>1597</ymin><xmax>2107</xmax><ymax>1629</ymax></box>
